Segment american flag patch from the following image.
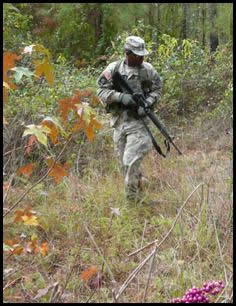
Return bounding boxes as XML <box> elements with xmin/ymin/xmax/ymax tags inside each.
<box><xmin>103</xmin><ymin>70</ymin><xmax>112</xmax><ymax>80</ymax></box>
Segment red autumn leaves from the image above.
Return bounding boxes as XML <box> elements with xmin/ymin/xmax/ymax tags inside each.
<box><xmin>4</xmin><ymin>208</ymin><xmax>48</xmax><ymax>257</ymax></box>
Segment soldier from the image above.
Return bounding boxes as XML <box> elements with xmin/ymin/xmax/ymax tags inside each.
<box><xmin>97</xmin><ymin>36</ymin><xmax>162</xmax><ymax>202</ymax></box>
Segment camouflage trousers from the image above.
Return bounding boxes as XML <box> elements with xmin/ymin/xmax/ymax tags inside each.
<box><xmin>113</xmin><ymin>119</ymin><xmax>153</xmax><ymax>200</ymax></box>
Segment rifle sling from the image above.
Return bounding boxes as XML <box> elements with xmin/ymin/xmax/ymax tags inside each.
<box><xmin>141</xmin><ymin>118</ymin><xmax>166</xmax><ymax>158</ymax></box>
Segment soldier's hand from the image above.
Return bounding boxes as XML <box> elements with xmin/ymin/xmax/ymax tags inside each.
<box><xmin>145</xmin><ymin>100</ymin><xmax>153</xmax><ymax>108</ymax></box>
<box><xmin>137</xmin><ymin>106</ymin><xmax>146</xmax><ymax>117</ymax></box>
<box><xmin>132</xmin><ymin>93</ymin><xmax>147</xmax><ymax>108</ymax></box>
<box><xmin>120</xmin><ymin>94</ymin><xmax>136</xmax><ymax>107</ymax></box>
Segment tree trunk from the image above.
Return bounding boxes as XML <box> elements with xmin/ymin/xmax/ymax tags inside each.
<box><xmin>94</xmin><ymin>4</ymin><xmax>103</xmax><ymax>44</ymax></box>
<box><xmin>201</xmin><ymin>4</ymin><xmax>206</xmax><ymax>47</ymax></box>
<box><xmin>208</xmin><ymin>3</ymin><xmax>219</xmax><ymax>52</ymax></box>
<box><xmin>182</xmin><ymin>3</ymin><xmax>188</xmax><ymax>39</ymax></box>
<box><xmin>147</xmin><ymin>3</ymin><xmax>155</xmax><ymax>40</ymax></box>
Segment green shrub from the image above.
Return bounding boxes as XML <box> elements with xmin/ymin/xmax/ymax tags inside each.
<box><xmin>3</xmin><ymin>4</ymin><xmax>33</xmax><ymax>52</ymax></box>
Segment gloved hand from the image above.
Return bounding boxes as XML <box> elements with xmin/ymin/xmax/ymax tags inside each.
<box><xmin>145</xmin><ymin>98</ymin><xmax>156</xmax><ymax>109</ymax></box>
<box><xmin>137</xmin><ymin>106</ymin><xmax>146</xmax><ymax>117</ymax></box>
<box><xmin>132</xmin><ymin>93</ymin><xmax>153</xmax><ymax>110</ymax></box>
<box><xmin>120</xmin><ymin>93</ymin><xmax>136</xmax><ymax>107</ymax></box>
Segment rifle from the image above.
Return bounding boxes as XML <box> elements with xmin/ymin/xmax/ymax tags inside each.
<box><xmin>112</xmin><ymin>71</ymin><xmax>182</xmax><ymax>156</ymax></box>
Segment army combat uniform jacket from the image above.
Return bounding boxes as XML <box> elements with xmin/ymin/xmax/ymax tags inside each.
<box><xmin>97</xmin><ymin>59</ymin><xmax>162</xmax><ymax>127</ymax></box>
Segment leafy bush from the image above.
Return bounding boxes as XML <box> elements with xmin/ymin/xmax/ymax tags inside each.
<box><xmin>3</xmin><ymin>4</ymin><xmax>33</xmax><ymax>52</ymax></box>
<box><xmin>152</xmin><ymin>36</ymin><xmax>233</xmax><ymax>120</ymax></box>
<box><xmin>3</xmin><ymin>45</ymin><xmax>104</xmax><ymax>181</ymax></box>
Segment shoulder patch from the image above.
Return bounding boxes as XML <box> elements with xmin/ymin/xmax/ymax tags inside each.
<box><xmin>104</xmin><ymin>70</ymin><xmax>112</xmax><ymax>80</ymax></box>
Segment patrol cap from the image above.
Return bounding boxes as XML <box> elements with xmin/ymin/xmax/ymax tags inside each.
<box><xmin>124</xmin><ymin>36</ymin><xmax>149</xmax><ymax>56</ymax></box>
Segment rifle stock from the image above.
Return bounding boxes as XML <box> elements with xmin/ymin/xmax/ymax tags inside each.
<box><xmin>112</xmin><ymin>71</ymin><xmax>182</xmax><ymax>156</ymax></box>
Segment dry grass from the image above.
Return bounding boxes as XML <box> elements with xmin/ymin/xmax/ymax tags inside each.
<box><xmin>3</xmin><ymin>119</ymin><xmax>233</xmax><ymax>303</ymax></box>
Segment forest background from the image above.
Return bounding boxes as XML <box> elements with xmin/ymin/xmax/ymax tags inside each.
<box><xmin>3</xmin><ymin>3</ymin><xmax>233</xmax><ymax>303</ymax></box>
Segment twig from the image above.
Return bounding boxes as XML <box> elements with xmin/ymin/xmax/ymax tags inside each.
<box><xmin>83</xmin><ymin>223</ymin><xmax>115</xmax><ymax>282</ymax></box>
<box><xmin>52</xmin><ymin>253</ymin><xmax>80</xmax><ymax>303</ymax></box>
<box><xmin>115</xmin><ymin>247</ymin><xmax>156</xmax><ymax>301</ymax></box>
<box><xmin>166</xmin><ymin>181</ymin><xmax>199</xmax><ymax>223</ymax></box>
<box><xmin>212</xmin><ymin>215</ymin><xmax>228</xmax><ymax>285</ymax></box>
<box><xmin>3</xmin><ymin>276</ymin><xmax>22</xmax><ymax>291</ymax></box>
<box><xmin>141</xmin><ymin>219</ymin><xmax>147</xmax><ymax>251</ymax></box>
<box><xmin>3</xmin><ymin>135</ymin><xmax>73</xmax><ymax>218</ymax></box>
<box><xmin>76</xmin><ymin>133</ymin><xmax>86</xmax><ymax>176</ymax></box>
<box><xmin>3</xmin><ymin>173</ymin><xmax>16</xmax><ymax>206</ymax></box>
<box><xmin>21</xmin><ymin>276</ymin><xmax>34</xmax><ymax>301</ymax></box>
<box><xmin>142</xmin><ymin>242</ymin><xmax>158</xmax><ymax>303</ymax></box>
<box><xmin>3</xmin><ymin>143</ymin><xmax>38</xmax><ymax>157</ymax></box>
<box><xmin>214</xmin><ymin>271</ymin><xmax>233</xmax><ymax>303</ymax></box>
<box><xmin>85</xmin><ymin>289</ymin><xmax>96</xmax><ymax>303</ymax></box>
<box><xmin>128</xmin><ymin>182</ymin><xmax>205</xmax><ymax>257</ymax></box>
<box><xmin>138</xmin><ymin>219</ymin><xmax>147</xmax><ymax>293</ymax></box>
<box><xmin>49</xmin><ymin>282</ymin><xmax>60</xmax><ymax>303</ymax></box>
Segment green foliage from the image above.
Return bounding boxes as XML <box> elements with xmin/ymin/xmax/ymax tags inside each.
<box><xmin>207</xmin><ymin>81</ymin><xmax>233</xmax><ymax>121</ymax></box>
<box><xmin>3</xmin><ymin>3</ymin><xmax>33</xmax><ymax>52</ymax></box>
<box><xmin>150</xmin><ymin>35</ymin><xmax>233</xmax><ymax>120</ymax></box>
<box><xmin>203</xmin><ymin>44</ymin><xmax>233</xmax><ymax>122</ymax></box>
<box><xmin>52</xmin><ymin>5</ymin><xmax>94</xmax><ymax>60</ymax></box>
<box><xmin>95</xmin><ymin>4</ymin><xmax>119</xmax><ymax>56</ymax></box>
<box><xmin>216</xmin><ymin>3</ymin><xmax>233</xmax><ymax>43</ymax></box>
<box><xmin>3</xmin><ymin>3</ymin><xmax>233</xmax><ymax>64</ymax></box>
<box><xmin>106</xmin><ymin>20</ymin><xmax>157</xmax><ymax>60</ymax></box>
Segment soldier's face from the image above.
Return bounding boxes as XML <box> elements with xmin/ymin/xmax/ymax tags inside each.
<box><xmin>126</xmin><ymin>53</ymin><xmax>144</xmax><ymax>67</ymax></box>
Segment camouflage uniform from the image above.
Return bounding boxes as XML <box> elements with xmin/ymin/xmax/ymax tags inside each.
<box><xmin>97</xmin><ymin>36</ymin><xmax>162</xmax><ymax>201</ymax></box>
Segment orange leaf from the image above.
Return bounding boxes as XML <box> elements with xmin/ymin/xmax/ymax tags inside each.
<box><xmin>39</xmin><ymin>242</ymin><xmax>49</xmax><ymax>256</ymax></box>
<box><xmin>3</xmin><ymin>181</ymin><xmax>11</xmax><ymax>191</ymax></box>
<box><xmin>80</xmin><ymin>266</ymin><xmax>97</xmax><ymax>282</ymax></box>
<box><xmin>58</xmin><ymin>90</ymin><xmax>84</xmax><ymax>121</ymax></box>
<box><xmin>84</xmin><ymin>124</ymin><xmax>95</xmax><ymax>142</ymax></box>
<box><xmin>14</xmin><ymin>207</ymin><xmax>34</xmax><ymax>223</ymax></box>
<box><xmin>41</xmin><ymin>121</ymin><xmax>59</xmax><ymax>144</ymax></box>
<box><xmin>72</xmin><ymin>117</ymin><xmax>84</xmax><ymax>132</ymax></box>
<box><xmin>26</xmin><ymin>239</ymin><xmax>39</xmax><ymax>254</ymax></box>
<box><xmin>22</xmin><ymin>215</ymin><xmax>39</xmax><ymax>226</ymax></box>
<box><xmin>3</xmin><ymin>52</ymin><xmax>21</xmax><ymax>82</ymax></box>
<box><xmin>90</xmin><ymin>116</ymin><xmax>103</xmax><ymax>130</ymax></box>
<box><xmin>4</xmin><ymin>240</ymin><xmax>24</xmax><ymax>255</ymax></box>
<box><xmin>11</xmin><ymin>246</ymin><xmax>24</xmax><ymax>255</ymax></box>
<box><xmin>25</xmin><ymin>135</ymin><xmax>38</xmax><ymax>155</ymax></box>
<box><xmin>47</xmin><ymin>159</ymin><xmax>69</xmax><ymax>184</ymax></box>
<box><xmin>3</xmin><ymin>52</ymin><xmax>21</xmax><ymax>101</ymax></box>
<box><xmin>3</xmin><ymin>86</ymin><xmax>9</xmax><ymax>102</ymax></box>
<box><xmin>34</xmin><ymin>59</ymin><xmax>54</xmax><ymax>86</ymax></box>
<box><xmin>4</xmin><ymin>239</ymin><xmax>19</xmax><ymax>247</ymax></box>
<box><xmin>14</xmin><ymin>210</ymin><xmax>25</xmax><ymax>222</ymax></box>
<box><xmin>71</xmin><ymin>90</ymin><xmax>82</xmax><ymax>104</ymax></box>
<box><xmin>80</xmin><ymin>88</ymin><xmax>93</xmax><ymax>98</ymax></box>
<box><xmin>17</xmin><ymin>163</ymin><xmax>35</xmax><ymax>177</ymax></box>
<box><xmin>90</xmin><ymin>95</ymin><xmax>101</xmax><ymax>105</ymax></box>
<box><xmin>84</xmin><ymin>116</ymin><xmax>103</xmax><ymax>142</ymax></box>
<box><xmin>58</xmin><ymin>97</ymin><xmax>76</xmax><ymax>121</ymax></box>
